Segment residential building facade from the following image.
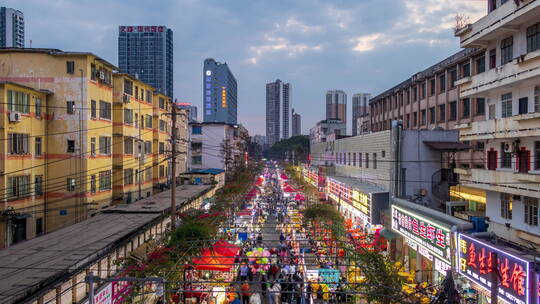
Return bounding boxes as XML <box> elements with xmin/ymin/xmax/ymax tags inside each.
<box><xmin>0</xmin><ymin>48</ymin><xmax>176</xmax><ymax>248</ymax></box>
<box><xmin>352</xmin><ymin>93</ymin><xmax>371</xmax><ymax>136</ymax></box>
<box><xmin>265</xmin><ymin>79</ymin><xmax>292</xmax><ymax>146</ymax></box>
<box><xmin>0</xmin><ymin>7</ymin><xmax>24</xmax><ymax>48</ymax></box>
<box><xmin>326</xmin><ymin>90</ymin><xmax>347</xmax><ymax>128</ymax></box>
<box><xmin>118</xmin><ymin>26</ymin><xmax>174</xmax><ymax>97</ymax></box>
<box><xmin>291</xmin><ymin>108</ymin><xmax>301</xmax><ymax>136</ymax></box>
<box><xmin>203</xmin><ymin>58</ymin><xmax>238</xmax><ymax>125</ymax></box>
<box><xmin>309</xmin><ymin>119</ymin><xmax>346</xmax><ymax>144</ymax></box>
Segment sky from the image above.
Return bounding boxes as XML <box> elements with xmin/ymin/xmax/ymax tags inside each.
<box><xmin>6</xmin><ymin>0</ymin><xmax>486</xmax><ymax>136</ymax></box>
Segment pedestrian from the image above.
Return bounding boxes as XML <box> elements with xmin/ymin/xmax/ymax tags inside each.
<box><xmin>249</xmin><ymin>292</ymin><xmax>261</xmax><ymax>304</ymax></box>
<box><xmin>241</xmin><ymin>282</ymin><xmax>251</xmax><ymax>304</ymax></box>
<box><xmin>239</xmin><ymin>263</ymin><xmax>249</xmax><ymax>282</ymax></box>
<box><xmin>279</xmin><ymin>232</ymin><xmax>286</xmax><ymax>244</ymax></box>
<box><xmin>268</xmin><ymin>281</ymin><xmax>281</xmax><ymax>304</ymax></box>
<box><xmin>231</xmin><ymin>293</ymin><xmax>241</xmax><ymax>304</ymax></box>
<box><xmin>260</xmin><ymin>273</ymin><xmax>268</xmax><ymax>297</ymax></box>
<box><xmin>156</xmin><ymin>296</ymin><xmax>164</xmax><ymax>304</ymax></box>
<box><xmin>257</xmin><ymin>233</ymin><xmax>263</xmax><ymax>245</ymax></box>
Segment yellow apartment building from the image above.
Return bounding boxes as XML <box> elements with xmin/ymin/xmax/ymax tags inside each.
<box><xmin>112</xmin><ymin>73</ymin><xmax>157</xmax><ymax>203</ymax></box>
<box><xmin>0</xmin><ymin>48</ymin><xmax>116</xmax><ymax>235</ymax></box>
<box><xmin>153</xmin><ymin>93</ymin><xmax>172</xmax><ymax>190</ymax></box>
<box><xmin>0</xmin><ymin>82</ymin><xmax>51</xmax><ymax>248</ymax></box>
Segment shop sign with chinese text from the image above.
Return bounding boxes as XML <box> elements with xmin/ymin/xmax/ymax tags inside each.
<box><xmin>457</xmin><ymin>234</ymin><xmax>530</xmax><ymax>304</ymax></box>
<box><xmin>391</xmin><ymin>205</ymin><xmax>451</xmax><ymax>263</ymax></box>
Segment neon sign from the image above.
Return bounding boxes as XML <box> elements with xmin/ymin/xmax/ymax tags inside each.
<box><xmin>391</xmin><ymin>205</ymin><xmax>451</xmax><ymax>263</ymax></box>
<box><xmin>457</xmin><ymin>234</ymin><xmax>530</xmax><ymax>304</ymax></box>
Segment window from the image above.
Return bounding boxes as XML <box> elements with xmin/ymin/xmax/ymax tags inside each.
<box><xmin>135</xmin><ymin>114</ymin><xmax>138</xmax><ymax>128</ymax></box>
<box><xmin>8</xmin><ymin>133</ymin><xmax>29</xmax><ymax>154</ymax></box>
<box><xmin>365</xmin><ymin>153</ymin><xmax>369</xmax><ymax>168</ymax></box>
<box><xmin>67</xmin><ymin>178</ymin><xmax>76</xmax><ymax>192</ymax></box>
<box><xmin>501</xmin><ymin>142</ymin><xmax>512</xmax><ymax>168</ymax></box>
<box><xmin>439</xmin><ymin>104</ymin><xmax>446</xmax><ymax>122</ymax></box>
<box><xmin>192</xmin><ymin>125</ymin><xmax>202</xmax><ymax>134</ymax></box>
<box><xmin>159</xmin><ymin>119</ymin><xmax>166</xmax><ymax>131</ymax></box>
<box><xmin>421</xmin><ymin>83</ymin><xmax>426</xmax><ymax>99</ymax></box>
<box><xmin>66</xmin><ymin>61</ymin><xmax>75</xmax><ymax>74</ymax></box>
<box><xmin>524</xmin><ymin>197</ymin><xmax>538</xmax><ymax>226</ymax></box>
<box><xmin>358</xmin><ymin>153</ymin><xmax>362</xmax><ymax>167</ymax></box>
<box><xmin>439</xmin><ymin>74</ymin><xmax>446</xmax><ymax>92</ymax></box>
<box><xmin>159</xmin><ymin>142</ymin><xmax>165</xmax><ymax>154</ymax></box>
<box><xmin>124</xmin><ymin>169</ymin><xmax>133</xmax><ymax>185</ymax></box>
<box><xmin>7</xmin><ymin>175</ymin><xmax>30</xmax><ymax>200</ymax></box>
<box><xmin>67</xmin><ymin>140</ymin><xmax>75</xmax><ymax>153</ymax></box>
<box><xmin>159</xmin><ymin>165</ymin><xmax>165</xmax><ymax>178</ymax></box>
<box><xmin>413</xmin><ymin>87</ymin><xmax>418</xmax><ymax>101</ymax></box>
<box><xmin>35</xmin><ymin>175</ymin><xmax>43</xmax><ymax>196</ymax></box>
<box><xmin>488</xmin><ymin>0</ymin><xmax>497</xmax><ymax>12</ymax></box>
<box><xmin>501</xmin><ymin>93</ymin><xmax>513</xmax><ymax>118</ymax></box>
<box><xmin>476</xmin><ymin>56</ymin><xmax>486</xmax><ymax>74</ymax></box>
<box><xmin>67</xmin><ymin>101</ymin><xmax>75</xmax><ymax>114</ymax></box>
<box><xmin>99</xmin><ymin>136</ymin><xmax>111</xmax><ymax>155</ymax></box>
<box><xmin>500</xmin><ymin>193</ymin><xmax>512</xmax><ymax>220</ymax></box>
<box><xmin>124</xmin><ymin>138</ymin><xmax>133</xmax><ymax>154</ymax></box>
<box><xmin>535</xmin><ymin>141</ymin><xmax>540</xmax><ymax>170</ymax></box>
<box><xmin>159</xmin><ymin>97</ymin><xmax>165</xmax><ymax>109</ymax></box>
<box><xmin>99</xmin><ymin>101</ymin><xmax>111</xmax><ymax>120</ymax></box>
<box><xmin>99</xmin><ymin>171</ymin><xmax>112</xmax><ymax>191</ymax></box>
<box><xmin>527</xmin><ymin>22</ymin><xmax>540</xmax><ymax>53</ymax></box>
<box><xmin>145</xmin><ymin>115</ymin><xmax>152</xmax><ymax>128</ymax></box>
<box><xmin>476</xmin><ymin>98</ymin><xmax>485</xmax><ymax>115</ymax></box>
<box><xmin>488</xmin><ymin>149</ymin><xmax>497</xmax><ymax>170</ymax></box>
<box><xmin>382</xmin><ymin>150</ymin><xmax>386</xmax><ymax>158</ymax></box>
<box><xmin>7</xmin><ymin>90</ymin><xmax>30</xmax><ymax>113</ymax></box>
<box><xmin>145</xmin><ymin>167</ymin><xmax>152</xmax><ymax>182</ymax></box>
<box><xmin>373</xmin><ymin>153</ymin><xmax>377</xmax><ymax>169</ymax></box>
<box><xmin>475</xmin><ymin>142</ymin><xmax>485</xmax><ymax>152</ymax></box>
<box><xmin>84</xmin><ymin>139</ymin><xmax>94</xmax><ymax>160</ymax></box>
<box><xmin>430</xmin><ymin>78</ymin><xmax>436</xmax><ymax>96</ymax></box>
<box><xmin>146</xmin><ymin>90</ymin><xmax>152</xmax><ymax>103</ymax></box>
<box><xmin>124</xmin><ymin>109</ymin><xmax>133</xmax><ymax>124</ymax></box>
<box><xmin>145</xmin><ymin>141</ymin><xmax>152</xmax><ymax>154</ymax></box>
<box><xmin>462</xmin><ymin>98</ymin><xmax>470</xmax><ymax>118</ymax></box>
<box><xmin>489</xmin><ymin>49</ymin><xmax>496</xmax><ymax>69</ymax></box>
<box><xmin>90</xmin><ymin>175</ymin><xmax>96</xmax><ymax>193</ymax></box>
<box><xmin>450</xmin><ymin>101</ymin><xmax>457</xmax><ymax>121</ymax></box>
<box><xmin>135</xmin><ymin>86</ymin><xmax>139</xmax><ymax>100</ymax></box>
<box><xmin>91</xmin><ymin>64</ymin><xmax>97</xmax><ymax>81</ymax></box>
<box><xmin>501</xmin><ymin>36</ymin><xmax>513</xmax><ymax>65</ymax></box>
<box><xmin>535</xmin><ymin>86</ymin><xmax>540</xmax><ymax>113</ymax></box>
<box><xmin>124</xmin><ymin>79</ymin><xmax>133</xmax><ymax>95</ymax></box>
<box><xmin>353</xmin><ymin>153</ymin><xmax>356</xmax><ymax>166</ymax></box>
<box><xmin>450</xmin><ymin>70</ymin><xmax>457</xmax><ymax>88</ymax></box>
<box><xmin>91</xmin><ymin>100</ymin><xmax>97</xmax><ymax>118</ymax></box>
<box><xmin>413</xmin><ymin>111</ymin><xmax>418</xmax><ymax>126</ymax></box>
<box><xmin>421</xmin><ymin>109</ymin><xmax>426</xmax><ymax>125</ymax></box>
<box><xmin>192</xmin><ymin>155</ymin><xmax>202</xmax><ymax>165</ymax></box>
<box><xmin>35</xmin><ymin>98</ymin><xmax>41</xmax><ymax>117</ymax></box>
<box><xmin>405</xmin><ymin>113</ymin><xmax>410</xmax><ymax>128</ymax></box>
<box><xmin>429</xmin><ymin>107</ymin><xmax>435</xmax><ymax>124</ymax></box>
<box><xmin>519</xmin><ymin>97</ymin><xmax>529</xmax><ymax>115</ymax></box>
<box><xmin>489</xmin><ymin>104</ymin><xmax>496</xmax><ymax>120</ymax></box>
<box><xmin>35</xmin><ymin>137</ymin><xmax>42</xmax><ymax>156</ymax></box>
<box><xmin>462</xmin><ymin>63</ymin><xmax>471</xmax><ymax>78</ymax></box>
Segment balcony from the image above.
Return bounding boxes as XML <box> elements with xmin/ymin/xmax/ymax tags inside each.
<box><xmin>458</xmin><ymin>168</ymin><xmax>540</xmax><ymax>198</ymax></box>
<box><xmin>457</xmin><ymin>0</ymin><xmax>540</xmax><ymax>48</ymax></box>
<box><xmin>459</xmin><ymin>55</ymin><xmax>540</xmax><ymax>98</ymax></box>
<box><xmin>459</xmin><ymin>115</ymin><xmax>540</xmax><ymax>141</ymax></box>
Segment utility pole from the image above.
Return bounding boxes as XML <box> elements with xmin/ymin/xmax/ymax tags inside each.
<box><xmin>170</xmin><ymin>103</ymin><xmax>177</xmax><ymax>230</ymax></box>
<box><xmin>491</xmin><ymin>252</ymin><xmax>498</xmax><ymax>304</ymax></box>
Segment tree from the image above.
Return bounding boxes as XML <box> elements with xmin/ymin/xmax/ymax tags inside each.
<box><xmin>263</xmin><ymin>135</ymin><xmax>309</xmax><ymax>161</ymax></box>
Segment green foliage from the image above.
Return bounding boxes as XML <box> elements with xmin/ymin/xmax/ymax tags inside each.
<box><xmin>303</xmin><ymin>203</ymin><xmax>346</xmax><ymax>239</ymax></box>
<box><xmin>167</xmin><ymin>222</ymin><xmax>216</xmax><ymax>257</ymax></box>
<box><xmin>263</xmin><ymin>135</ymin><xmax>309</xmax><ymax>160</ymax></box>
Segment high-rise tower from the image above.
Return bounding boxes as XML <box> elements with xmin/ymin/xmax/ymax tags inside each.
<box><xmin>203</xmin><ymin>58</ymin><xmax>238</xmax><ymax>124</ymax></box>
<box><xmin>265</xmin><ymin>79</ymin><xmax>292</xmax><ymax>146</ymax></box>
<box><xmin>0</xmin><ymin>7</ymin><xmax>24</xmax><ymax>48</ymax></box>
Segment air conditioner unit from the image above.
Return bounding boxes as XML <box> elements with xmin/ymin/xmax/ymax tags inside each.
<box><xmin>8</xmin><ymin>112</ymin><xmax>21</xmax><ymax>123</ymax></box>
<box><xmin>503</xmin><ymin>143</ymin><xmax>511</xmax><ymax>152</ymax></box>
<box><xmin>123</xmin><ymin>94</ymin><xmax>131</xmax><ymax>103</ymax></box>
<box><xmin>99</xmin><ymin>71</ymin><xmax>105</xmax><ymax>80</ymax></box>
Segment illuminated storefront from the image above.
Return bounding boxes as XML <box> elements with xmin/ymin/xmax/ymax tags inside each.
<box><xmin>457</xmin><ymin>234</ymin><xmax>534</xmax><ymax>304</ymax></box>
<box><xmin>327</xmin><ymin>176</ymin><xmax>388</xmax><ymax>229</ymax></box>
<box><xmin>391</xmin><ymin>204</ymin><xmax>453</xmax><ymax>283</ymax></box>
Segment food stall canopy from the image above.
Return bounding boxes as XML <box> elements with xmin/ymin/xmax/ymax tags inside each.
<box><xmin>213</xmin><ymin>240</ymin><xmax>240</xmax><ymax>257</ymax></box>
<box><xmin>294</xmin><ymin>193</ymin><xmax>305</xmax><ymax>201</ymax></box>
<box><xmin>283</xmin><ymin>185</ymin><xmax>296</xmax><ymax>193</ymax></box>
<box><xmin>280</xmin><ymin>174</ymin><xmax>289</xmax><ymax>180</ymax></box>
<box><xmin>191</xmin><ymin>241</ymin><xmax>240</xmax><ymax>271</ymax></box>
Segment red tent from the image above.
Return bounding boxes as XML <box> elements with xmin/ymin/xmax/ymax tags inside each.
<box><xmin>283</xmin><ymin>185</ymin><xmax>296</xmax><ymax>193</ymax></box>
<box><xmin>191</xmin><ymin>241</ymin><xmax>240</xmax><ymax>271</ymax></box>
<box><xmin>294</xmin><ymin>193</ymin><xmax>305</xmax><ymax>201</ymax></box>
<box><xmin>280</xmin><ymin>174</ymin><xmax>289</xmax><ymax>180</ymax></box>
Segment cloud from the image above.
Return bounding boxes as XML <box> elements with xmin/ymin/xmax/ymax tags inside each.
<box><xmin>351</xmin><ymin>34</ymin><xmax>385</xmax><ymax>52</ymax></box>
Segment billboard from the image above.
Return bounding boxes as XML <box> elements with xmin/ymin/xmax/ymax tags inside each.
<box><xmin>457</xmin><ymin>234</ymin><xmax>530</xmax><ymax>304</ymax></box>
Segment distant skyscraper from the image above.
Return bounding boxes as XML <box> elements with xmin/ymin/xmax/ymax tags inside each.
<box><xmin>177</xmin><ymin>102</ymin><xmax>198</xmax><ymax>122</ymax></box>
<box><xmin>203</xmin><ymin>58</ymin><xmax>238</xmax><ymax>124</ymax></box>
<box><xmin>326</xmin><ymin>90</ymin><xmax>347</xmax><ymax>130</ymax></box>
<box><xmin>352</xmin><ymin>93</ymin><xmax>371</xmax><ymax>136</ymax></box>
<box><xmin>292</xmin><ymin>109</ymin><xmax>301</xmax><ymax>137</ymax></box>
<box><xmin>265</xmin><ymin>79</ymin><xmax>292</xmax><ymax>146</ymax></box>
<box><xmin>0</xmin><ymin>7</ymin><xmax>24</xmax><ymax>48</ymax></box>
<box><xmin>118</xmin><ymin>25</ymin><xmax>173</xmax><ymax>97</ymax></box>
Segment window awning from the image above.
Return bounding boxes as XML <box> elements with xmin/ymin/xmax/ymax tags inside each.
<box><xmin>423</xmin><ymin>141</ymin><xmax>470</xmax><ymax>151</ymax></box>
